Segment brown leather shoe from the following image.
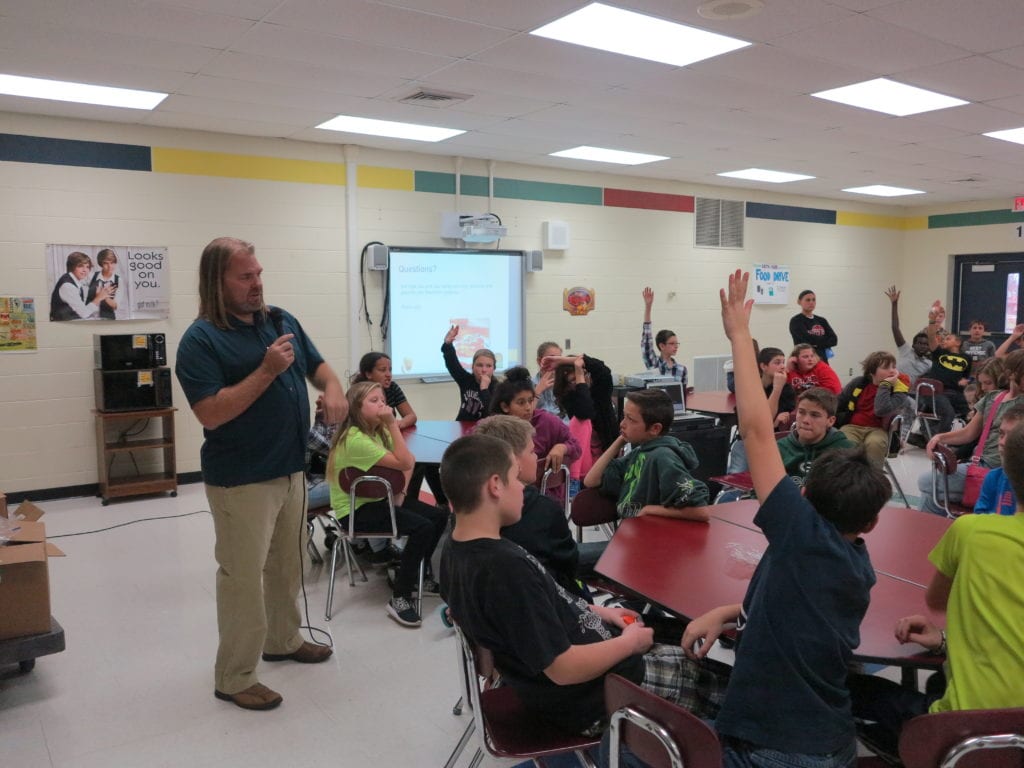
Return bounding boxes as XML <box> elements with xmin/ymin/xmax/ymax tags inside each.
<box><xmin>262</xmin><ymin>641</ymin><xmax>333</xmax><ymax>664</ymax></box>
<box><xmin>214</xmin><ymin>683</ymin><xmax>282</xmax><ymax>710</ymax></box>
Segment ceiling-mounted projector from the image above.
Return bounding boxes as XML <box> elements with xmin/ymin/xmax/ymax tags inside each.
<box><xmin>459</xmin><ymin>214</ymin><xmax>507</xmax><ymax>244</ymax></box>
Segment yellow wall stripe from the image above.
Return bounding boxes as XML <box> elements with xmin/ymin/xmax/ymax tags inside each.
<box><xmin>836</xmin><ymin>211</ymin><xmax>927</xmax><ymax>230</ymax></box>
<box><xmin>152</xmin><ymin>147</ymin><xmax>345</xmax><ymax>186</ymax></box>
<box><xmin>357</xmin><ymin>165</ymin><xmax>414</xmax><ymax>190</ymax></box>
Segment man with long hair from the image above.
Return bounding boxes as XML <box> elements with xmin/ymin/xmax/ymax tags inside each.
<box><xmin>175</xmin><ymin>237</ymin><xmax>347</xmax><ymax>710</ymax></box>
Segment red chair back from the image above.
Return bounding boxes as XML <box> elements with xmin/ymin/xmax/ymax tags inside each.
<box><xmin>605</xmin><ymin>673</ymin><xmax>722</xmax><ymax>768</ymax></box>
<box><xmin>899</xmin><ymin>707</ymin><xmax>1024</xmax><ymax>768</ymax></box>
<box><xmin>570</xmin><ymin>487</ymin><xmax>618</xmax><ymax>527</ymax></box>
<box><xmin>337</xmin><ymin>464</ymin><xmax>407</xmax><ymax>496</ymax></box>
<box><xmin>932</xmin><ymin>444</ymin><xmax>959</xmax><ymax>476</ymax></box>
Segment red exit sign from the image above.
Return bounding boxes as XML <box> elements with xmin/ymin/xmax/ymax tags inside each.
<box><xmin>1015</xmin><ymin>197</ymin><xmax>1024</xmax><ymax>212</ymax></box>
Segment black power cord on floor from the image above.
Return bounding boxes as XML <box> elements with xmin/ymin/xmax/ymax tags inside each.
<box><xmin>297</xmin><ymin>480</ymin><xmax>333</xmax><ymax>649</ymax></box>
<box><xmin>46</xmin><ymin>510</ymin><xmax>210</xmax><ymax>538</ymax></box>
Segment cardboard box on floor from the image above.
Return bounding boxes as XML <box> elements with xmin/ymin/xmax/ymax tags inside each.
<box><xmin>0</xmin><ymin>500</ymin><xmax>65</xmax><ymax>641</ymax></box>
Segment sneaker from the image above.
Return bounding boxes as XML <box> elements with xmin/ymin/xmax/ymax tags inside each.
<box><xmin>368</xmin><ymin>546</ymin><xmax>399</xmax><ymax>568</ymax></box>
<box><xmin>420</xmin><ymin>577</ymin><xmax>441</xmax><ymax>596</ymax></box>
<box><xmin>387</xmin><ymin>596</ymin><xmax>422</xmax><ymax>627</ymax></box>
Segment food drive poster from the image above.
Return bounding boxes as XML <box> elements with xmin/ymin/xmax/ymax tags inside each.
<box><xmin>46</xmin><ymin>244</ymin><xmax>170</xmax><ymax>321</ymax></box>
<box><xmin>752</xmin><ymin>263</ymin><xmax>791</xmax><ymax>305</ymax></box>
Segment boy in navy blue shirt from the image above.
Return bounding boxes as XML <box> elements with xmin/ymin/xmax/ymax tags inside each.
<box><xmin>681</xmin><ymin>271</ymin><xmax>891</xmax><ymax>768</ymax></box>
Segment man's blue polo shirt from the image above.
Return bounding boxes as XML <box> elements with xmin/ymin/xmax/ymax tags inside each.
<box><xmin>175</xmin><ymin>308</ymin><xmax>324</xmax><ymax>487</ymax></box>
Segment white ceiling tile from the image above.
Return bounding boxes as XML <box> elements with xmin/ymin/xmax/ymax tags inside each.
<box><xmin>469</xmin><ymin>34</ymin><xmax>674</xmax><ymax>88</ymax></box>
<box><xmin>0</xmin><ymin>48</ymin><xmax>192</xmax><ymax>93</ymax></box>
<box><xmin>178</xmin><ymin>75</ymin><xmax>375</xmax><ymax>114</ymax></box>
<box><xmin>142</xmin><ymin>109</ymin><xmax>304</xmax><ymax>138</ymax></box>
<box><xmin>912</xmin><ymin>103</ymin><xmax>1024</xmax><ymax>134</ymax></box>
<box><xmin>160</xmin><ymin>0</ymin><xmax>284</xmax><ymax>19</ymax></box>
<box><xmin>627</xmin><ymin>0</ymin><xmax>855</xmax><ymax>42</ymax></box>
<box><xmin>199</xmin><ymin>52</ymin><xmax>407</xmax><ymax>98</ymax></box>
<box><xmin>418</xmin><ymin>60</ymin><xmax>606</xmax><ymax>104</ymax></box>
<box><xmin>232</xmin><ymin>22</ymin><xmax>456</xmax><ymax>77</ymax></box>
<box><xmin>265</xmin><ymin>0</ymin><xmax>514</xmax><ymax>58</ymax></box>
<box><xmin>156</xmin><ymin>93</ymin><xmax>334</xmax><ymax>127</ymax></box>
<box><xmin>984</xmin><ymin>94</ymin><xmax>1024</xmax><ymax>118</ymax></box>
<box><xmin>868</xmin><ymin>0</ymin><xmax>1024</xmax><ymax>54</ymax></box>
<box><xmin>368</xmin><ymin>0</ymin><xmax>583</xmax><ymax>30</ymax></box>
<box><xmin>1</xmin><ymin>0</ymin><xmax>257</xmax><ymax>48</ymax></box>
<box><xmin>771</xmin><ymin>13</ymin><xmax>969</xmax><ymax>74</ymax></box>
<box><xmin>402</xmin><ymin>90</ymin><xmax>558</xmax><ymax>120</ymax></box>
<box><xmin>900</xmin><ymin>55</ymin><xmax>1024</xmax><ymax>102</ymax></box>
<box><xmin>989</xmin><ymin>45</ymin><xmax>1024</xmax><ymax>71</ymax></box>
<box><xmin>686</xmin><ymin>43</ymin><xmax>873</xmax><ymax>93</ymax></box>
<box><xmin>826</xmin><ymin>0</ymin><xmax>898</xmax><ymax>10</ymax></box>
<box><xmin>0</xmin><ymin>93</ymin><xmax>155</xmax><ymax>124</ymax></box>
<box><xmin>0</xmin><ymin>17</ymin><xmax>221</xmax><ymax>74</ymax></box>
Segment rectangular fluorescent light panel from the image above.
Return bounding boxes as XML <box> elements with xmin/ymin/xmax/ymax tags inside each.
<box><xmin>812</xmin><ymin>77</ymin><xmax>967</xmax><ymax>116</ymax></box>
<box><xmin>718</xmin><ymin>168</ymin><xmax>814</xmax><ymax>183</ymax></box>
<box><xmin>984</xmin><ymin>127</ymin><xmax>1024</xmax><ymax>146</ymax></box>
<box><xmin>843</xmin><ymin>184</ymin><xmax>925</xmax><ymax>197</ymax></box>
<box><xmin>531</xmin><ymin>2</ymin><xmax>750</xmax><ymax>67</ymax></box>
<box><xmin>0</xmin><ymin>73</ymin><xmax>167</xmax><ymax>109</ymax></box>
<box><xmin>550</xmin><ymin>146</ymin><xmax>668</xmax><ymax>165</ymax></box>
<box><xmin>316</xmin><ymin>115</ymin><xmax>464</xmax><ymax>142</ymax></box>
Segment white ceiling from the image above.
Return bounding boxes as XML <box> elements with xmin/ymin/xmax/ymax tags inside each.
<box><xmin>3</xmin><ymin>0</ymin><xmax>1024</xmax><ymax>207</ymax></box>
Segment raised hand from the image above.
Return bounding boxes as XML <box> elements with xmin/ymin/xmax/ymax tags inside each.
<box><xmin>719</xmin><ymin>270</ymin><xmax>753</xmax><ymax>341</ymax></box>
<box><xmin>642</xmin><ymin>286</ymin><xmax>654</xmax><ymax>310</ymax></box>
<box><xmin>444</xmin><ymin>324</ymin><xmax>460</xmax><ymax>344</ymax></box>
<box><xmin>884</xmin><ymin>286</ymin><xmax>900</xmax><ymax>304</ymax></box>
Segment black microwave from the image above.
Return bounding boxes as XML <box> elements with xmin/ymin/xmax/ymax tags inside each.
<box><xmin>94</xmin><ymin>368</ymin><xmax>173</xmax><ymax>412</ymax></box>
<box><xmin>94</xmin><ymin>333</ymin><xmax>167</xmax><ymax>370</ymax></box>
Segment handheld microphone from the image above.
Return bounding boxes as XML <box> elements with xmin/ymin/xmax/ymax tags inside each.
<box><xmin>268</xmin><ymin>306</ymin><xmax>285</xmax><ymax>336</ymax></box>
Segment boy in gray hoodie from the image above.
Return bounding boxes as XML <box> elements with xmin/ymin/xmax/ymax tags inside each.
<box><xmin>584</xmin><ymin>389</ymin><xmax>710</xmax><ymax>521</ymax></box>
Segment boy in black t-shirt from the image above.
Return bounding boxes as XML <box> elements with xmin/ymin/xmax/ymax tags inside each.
<box><xmin>681</xmin><ymin>271</ymin><xmax>891</xmax><ymax>768</ymax></box>
<box><xmin>438</xmin><ymin>433</ymin><xmax>727</xmax><ymax>736</ymax></box>
<box><xmin>922</xmin><ymin>301</ymin><xmax>971</xmax><ymax>429</ymax></box>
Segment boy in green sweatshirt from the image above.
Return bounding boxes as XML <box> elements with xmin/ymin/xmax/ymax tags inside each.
<box><xmin>584</xmin><ymin>388</ymin><xmax>710</xmax><ymax>521</ymax></box>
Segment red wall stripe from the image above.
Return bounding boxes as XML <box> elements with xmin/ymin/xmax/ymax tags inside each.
<box><xmin>604</xmin><ymin>188</ymin><xmax>695</xmax><ymax>212</ymax></box>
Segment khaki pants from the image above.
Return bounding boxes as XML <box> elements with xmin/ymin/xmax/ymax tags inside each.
<box><xmin>206</xmin><ymin>472</ymin><xmax>306</xmax><ymax>694</ymax></box>
<box><xmin>839</xmin><ymin>424</ymin><xmax>888</xmax><ymax>468</ymax></box>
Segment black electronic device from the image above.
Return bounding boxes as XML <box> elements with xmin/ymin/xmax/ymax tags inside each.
<box><xmin>94</xmin><ymin>368</ymin><xmax>173</xmax><ymax>412</ymax></box>
<box><xmin>94</xmin><ymin>333</ymin><xmax>167</xmax><ymax>371</ymax></box>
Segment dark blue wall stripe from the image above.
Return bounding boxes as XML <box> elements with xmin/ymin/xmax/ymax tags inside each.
<box><xmin>0</xmin><ymin>133</ymin><xmax>151</xmax><ymax>171</ymax></box>
<box><xmin>746</xmin><ymin>201</ymin><xmax>836</xmax><ymax>225</ymax></box>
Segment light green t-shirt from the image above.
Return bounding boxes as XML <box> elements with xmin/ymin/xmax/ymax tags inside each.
<box><xmin>328</xmin><ymin>426</ymin><xmax>389</xmax><ymax>519</ymax></box>
<box><xmin>928</xmin><ymin>511</ymin><xmax>1024</xmax><ymax>712</ymax></box>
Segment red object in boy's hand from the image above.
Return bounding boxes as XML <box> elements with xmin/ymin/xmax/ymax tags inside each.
<box><xmin>621</xmin><ymin>615</ymin><xmax>638</xmax><ymax>625</ymax></box>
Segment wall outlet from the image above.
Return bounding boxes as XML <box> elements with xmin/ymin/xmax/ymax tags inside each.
<box><xmin>848</xmin><ymin>367</ymin><xmax>853</xmax><ymax>376</ymax></box>
<box><xmin>565</xmin><ymin>338</ymin><xmax>571</xmax><ymax>349</ymax></box>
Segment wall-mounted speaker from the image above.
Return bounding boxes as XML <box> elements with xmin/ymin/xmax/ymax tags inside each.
<box><xmin>543</xmin><ymin>220</ymin><xmax>570</xmax><ymax>250</ymax></box>
<box><xmin>367</xmin><ymin>243</ymin><xmax>389</xmax><ymax>271</ymax></box>
<box><xmin>525</xmin><ymin>250</ymin><xmax>543</xmax><ymax>272</ymax></box>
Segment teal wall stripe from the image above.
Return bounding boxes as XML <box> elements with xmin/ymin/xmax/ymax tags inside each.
<box><xmin>414</xmin><ymin>170</ymin><xmax>455</xmax><ymax>194</ymax></box>
<box><xmin>459</xmin><ymin>174</ymin><xmax>489</xmax><ymax>197</ymax></box>
<box><xmin>929</xmin><ymin>209</ymin><xmax>1024</xmax><ymax>229</ymax></box>
<box><xmin>0</xmin><ymin>132</ymin><xmax>151</xmax><ymax>171</ymax></box>
<box><xmin>495</xmin><ymin>178</ymin><xmax>603</xmax><ymax>205</ymax></box>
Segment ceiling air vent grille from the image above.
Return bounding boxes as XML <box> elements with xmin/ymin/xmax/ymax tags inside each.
<box><xmin>695</xmin><ymin>197</ymin><xmax>744</xmax><ymax>249</ymax></box>
<box><xmin>397</xmin><ymin>89</ymin><xmax>472</xmax><ymax>108</ymax></box>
